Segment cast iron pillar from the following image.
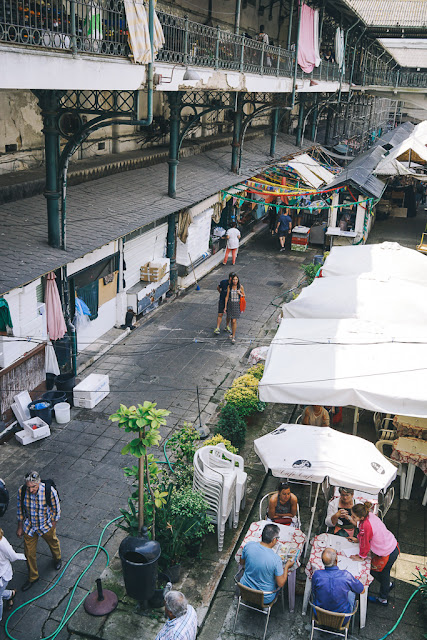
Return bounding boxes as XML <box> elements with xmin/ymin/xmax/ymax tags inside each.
<box><xmin>295</xmin><ymin>97</ymin><xmax>304</xmax><ymax>147</ymax></box>
<box><xmin>310</xmin><ymin>97</ymin><xmax>318</xmax><ymax>142</ymax></box>
<box><xmin>167</xmin><ymin>213</ymin><xmax>178</xmax><ymax>291</ymax></box>
<box><xmin>231</xmin><ymin>93</ymin><xmax>243</xmax><ymax>174</ymax></box>
<box><xmin>34</xmin><ymin>90</ymin><xmax>63</xmax><ymax>248</ymax></box>
<box><xmin>269</xmin><ymin>108</ymin><xmax>280</xmax><ymax>157</ymax></box>
<box><xmin>324</xmin><ymin>107</ymin><xmax>333</xmax><ymax>145</ymax></box>
<box><xmin>168</xmin><ymin>92</ymin><xmax>182</xmax><ymax>198</ymax></box>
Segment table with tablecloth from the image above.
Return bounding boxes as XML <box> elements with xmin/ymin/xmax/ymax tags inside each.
<box><xmin>235</xmin><ymin>520</ymin><xmax>306</xmax><ymax>612</ymax></box>
<box><xmin>391</xmin><ymin>437</ymin><xmax>427</xmax><ymax>500</ymax></box>
<box><xmin>302</xmin><ymin>533</ymin><xmax>372</xmax><ymax>629</ymax></box>
<box><xmin>393</xmin><ymin>415</ymin><xmax>427</xmax><ymax>440</ymax></box>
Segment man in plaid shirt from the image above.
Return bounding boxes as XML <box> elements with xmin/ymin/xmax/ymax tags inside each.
<box><xmin>16</xmin><ymin>471</ymin><xmax>62</xmax><ymax>591</ymax></box>
<box><xmin>155</xmin><ymin>591</ymin><xmax>197</xmax><ymax>640</ymax></box>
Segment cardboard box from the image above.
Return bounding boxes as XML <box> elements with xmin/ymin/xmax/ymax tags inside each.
<box><xmin>140</xmin><ymin>262</ymin><xmax>167</xmax><ymax>283</ymax></box>
<box><xmin>73</xmin><ymin>373</ymin><xmax>110</xmax><ymax>409</ymax></box>
<box><xmin>390</xmin><ymin>207</ymin><xmax>407</xmax><ymax>218</ymax></box>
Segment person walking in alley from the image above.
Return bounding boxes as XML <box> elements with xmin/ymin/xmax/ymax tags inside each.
<box><xmin>0</xmin><ymin>528</ymin><xmax>26</xmax><ymax>619</ymax></box>
<box><xmin>214</xmin><ymin>272</ymin><xmax>235</xmax><ymax>334</ymax></box>
<box><xmin>16</xmin><ymin>471</ymin><xmax>62</xmax><ymax>591</ymax></box>
<box><xmin>276</xmin><ymin>208</ymin><xmax>292</xmax><ymax>252</ymax></box>
<box><xmin>223</xmin><ymin>222</ymin><xmax>241</xmax><ymax>266</ymax></box>
<box><xmin>224</xmin><ymin>274</ymin><xmax>245</xmax><ymax>344</ymax></box>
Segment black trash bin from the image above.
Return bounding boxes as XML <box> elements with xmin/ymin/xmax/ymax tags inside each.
<box><xmin>42</xmin><ymin>391</ymin><xmax>67</xmax><ymax>407</ymax></box>
<box><xmin>56</xmin><ymin>373</ymin><xmax>76</xmax><ymax>406</ymax></box>
<box><xmin>119</xmin><ymin>528</ymin><xmax>161</xmax><ymax>604</ymax></box>
<box><xmin>46</xmin><ymin>373</ymin><xmax>57</xmax><ymax>391</ymax></box>
<box><xmin>28</xmin><ymin>400</ymin><xmax>53</xmax><ymax>426</ymax></box>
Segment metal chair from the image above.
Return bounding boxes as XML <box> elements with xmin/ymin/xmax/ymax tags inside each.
<box><xmin>375</xmin><ymin>440</ymin><xmax>406</xmax><ymax>500</ymax></box>
<box><xmin>233</xmin><ymin>577</ymin><xmax>284</xmax><ymax>640</ymax></box>
<box><xmin>310</xmin><ymin>602</ymin><xmax>358</xmax><ymax>640</ymax></box>
<box><xmin>258</xmin><ymin>492</ymin><xmax>301</xmax><ymax>528</ymax></box>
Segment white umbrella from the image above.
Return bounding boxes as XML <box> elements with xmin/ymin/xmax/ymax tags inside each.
<box><xmin>254</xmin><ymin>424</ymin><xmax>397</xmax><ymax>546</ymax></box>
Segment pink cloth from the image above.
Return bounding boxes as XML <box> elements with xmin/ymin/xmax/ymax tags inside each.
<box><xmin>45</xmin><ymin>272</ymin><xmax>67</xmax><ymax>341</ymax></box>
<box><xmin>297</xmin><ymin>2</ymin><xmax>316</xmax><ymax>74</ymax></box>
<box><xmin>357</xmin><ymin>513</ymin><xmax>397</xmax><ymax>559</ymax></box>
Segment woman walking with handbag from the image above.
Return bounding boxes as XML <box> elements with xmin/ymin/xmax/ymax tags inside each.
<box><xmin>0</xmin><ymin>527</ymin><xmax>26</xmax><ymax>620</ymax></box>
<box><xmin>224</xmin><ymin>275</ymin><xmax>245</xmax><ymax>344</ymax></box>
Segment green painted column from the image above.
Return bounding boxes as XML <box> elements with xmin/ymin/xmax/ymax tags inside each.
<box><xmin>231</xmin><ymin>93</ymin><xmax>243</xmax><ymax>173</ymax></box>
<box><xmin>168</xmin><ymin>92</ymin><xmax>182</xmax><ymax>198</ymax></box>
<box><xmin>295</xmin><ymin>96</ymin><xmax>304</xmax><ymax>147</ymax></box>
<box><xmin>167</xmin><ymin>213</ymin><xmax>178</xmax><ymax>291</ymax></box>
<box><xmin>310</xmin><ymin>97</ymin><xmax>318</xmax><ymax>142</ymax></box>
<box><xmin>270</xmin><ymin>108</ymin><xmax>280</xmax><ymax>157</ymax></box>
<box><xmin>34</xmin><ymin>90</ymin><xmax>62</xmax><ymax>248</ymax></box>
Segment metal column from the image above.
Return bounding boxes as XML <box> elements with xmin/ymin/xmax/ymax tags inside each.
<box><xmin>167</xmin><ymin>213</ymin><xmax>178</xmax><ymax>291</ymax></box>
<box><xmin>270</xmin><ymin>108</ymin><xmax>280</xmax><ymax>156</ymax></box>
<box><xmin>295</xmin><ymin>97</ymin><xmax>304</xmax><ymax>147</ymax></box>
<box><xmin>310</xmin><ymin>96</ymin><xmax>318</xmax><ymax>142</ymax></box>
<box><xmin>231</xmin><ymin>93</ymin><xmax>243</xmax><ymax>173</ymax></box>
<box><xmin>168</xmin><ymin>92</ymin><xmax>182</xmax><ymax>198</ymax></box>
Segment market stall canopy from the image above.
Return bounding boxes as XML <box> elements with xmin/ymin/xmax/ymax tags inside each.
<box><xmin>278</xmin><ymin>153</ymin><xmax>335</xmax><ymax>188</ymax></box>
<box><xmin>254</xmin><ymin>425</ymin><xmax>397</xmax><ymax>494</ymax></box>
<box><xmin>321</xmin><ymin>242</ymin><xmax>427</xmax><ymax>284</ymax></box>
<box><xmin>258</xmin><ymin>317</ymin><xmax>427</xmax><ymax>417</ymax></box>
<box><xmin>282</xmin><ymin>275</ymin><xmax>427</xmax><ymax>325</ymax></box>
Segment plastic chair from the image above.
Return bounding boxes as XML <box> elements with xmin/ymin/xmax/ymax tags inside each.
<box><xmin>201</xmin><ymin>443</ymin><xmax>247</xmax><ymax>527</ymax></box>
<box><xmin>378</xmin><ymin>486</ymin><xmax>395</xmax><ymax>520</ymax></box>
<box><xmin>375</xmin><ymin>440</ymin><xmax>406</xmax><ymax>500</ymax></box>
<box><xmin>258</xmin><ymin>492</ymin><xmax>301</xmax><ymax>528</ymax></box>
<box><xmin>193</xmin><ymin>449</ymin><xmax>237</xmax><ymax>551</ymax></box>
<box><xmin>310</xmin><ymin>602</ymin><xmax>358</xmax><ymax>640</ymax></box>
<box><xmin>233</xmin><ymin>576</ymin><xmax>284</xmax><ymax>640</ymax></box>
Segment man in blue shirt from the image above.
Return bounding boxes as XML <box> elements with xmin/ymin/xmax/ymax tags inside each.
<box><xmin>275</xmin><ymin>209</ymin><xmax>293</xmax><ymax>252</ymax></box>
<box><xmin>214</xmin><ymin>272</ymin><xmax>234</xmax><ymax>334</ymax></box>
<box><xmin>240</xmin><ymin>524</ymin><xmax>294</xmax><ymax>603</ymax></box>
<box><xmin>312</xmin><ymin>548</ymin><xmax>364</xmax><ymax>614</ymax></box>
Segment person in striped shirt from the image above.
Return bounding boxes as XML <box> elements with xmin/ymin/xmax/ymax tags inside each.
<box><xmin>16</xmin><ymin>471</ymin><xmax>62</xmax><ymax>592</ymax></box>
<box><xmin>155</xmin><ymin>591</ymin><xmax>197</xmax><ymax>640</ymax></box>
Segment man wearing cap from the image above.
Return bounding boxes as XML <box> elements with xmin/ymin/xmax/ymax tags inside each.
<box><xmin>16</xmin><ymin>471</ymin><xmax>62</xmax><ymax>591</ymax></box>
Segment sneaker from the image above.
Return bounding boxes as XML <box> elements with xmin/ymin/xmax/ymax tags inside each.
<box><xmin>368</xmin><ymin>595</ymin><xmax>388</xmax><ymax>606</ymax></box>
<box><xmin>213</xmin><ymin>328</ymin><xmax>220</xmax><ymax>334</ymax></box>
<box><xmin>280</xmin><ymin>247</ymin><xmax>286</xmax><ymax>252</ymax></box>
<box><xmin>225</xmin><ymin>325</ymin><xmax>231</xmax><ymax>333</ymax></box>
<box><xmin>231</xmin><ymin>338</ymin><xmax>236</xmax><ymax>344</ymax></box>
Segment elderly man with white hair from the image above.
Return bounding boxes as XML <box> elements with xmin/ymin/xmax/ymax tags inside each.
<box><xmin>155</xmin><ymin>591</ymin><xmax>197</xmax><ymax>640</ymax></box>
<box><xmin>311</xmin><ymin>547</ymin><xmax>364</xmax><ymax>615</ymax></box>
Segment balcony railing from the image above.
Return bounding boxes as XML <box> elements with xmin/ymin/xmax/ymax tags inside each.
<box><xmin>1</xmin><ymin>1</ymin><xmax>427</xmax><ymax>90</ymax></box>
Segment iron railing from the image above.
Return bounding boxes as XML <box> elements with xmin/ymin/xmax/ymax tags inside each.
<box><xmin>1</xmin><ymin>2</ymin><xmax>427</xmax><ymax>90</ymax></box>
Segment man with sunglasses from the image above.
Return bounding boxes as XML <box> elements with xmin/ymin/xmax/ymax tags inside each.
<box><xmin>16</xmin><ymin>471</ymin><xmax>62</xmax><ymax>591</ymax></box>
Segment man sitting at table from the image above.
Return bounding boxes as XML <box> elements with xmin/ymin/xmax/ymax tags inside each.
<box><xmin>239</xmin><ymin>524</ymin><xmax>294</xmax><ymax>603</ymax></box>
<box><xmin>312</xmin><ymin>548</ymin><xmax>364</xmax><ymax>615</ymax></box>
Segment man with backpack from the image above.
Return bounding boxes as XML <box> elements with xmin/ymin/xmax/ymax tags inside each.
<box><xmin>16</xmin><ymin>471</ymin><xmax>62</xmax><ymax>591</ymax></box>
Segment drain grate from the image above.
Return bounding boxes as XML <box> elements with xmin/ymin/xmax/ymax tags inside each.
<box><xmin>266</xmin><ymin>280</ymin><xmax>283</xmax><ymax>287</ymax></box>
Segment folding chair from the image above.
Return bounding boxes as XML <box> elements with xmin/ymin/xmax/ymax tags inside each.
<box><xmin>233</xmin><ymin>577</ymin><xmax>284</xmax><ymax>640</ymax></box>
<box><xmin>310</xmin><ymin>602</ymin><xmax>358</xmax><ymax>640</ymax></box>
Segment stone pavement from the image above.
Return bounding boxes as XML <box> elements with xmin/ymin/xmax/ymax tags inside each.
<box><xmin>0</xmin><ymin>226</ymin><xmax>309</xmax><ymax>640</ymax></box>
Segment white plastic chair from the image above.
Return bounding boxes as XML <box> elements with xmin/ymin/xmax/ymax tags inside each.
<box><xmin>193</xmin><ymin>448</ymin><xmax>237</xmax><ymax>551</ymax></box>
<box><xmin>258</xmin><ymin>492</ymin><xmax>301</xmax><ymax>528</ymax></box>
<box><xmin>378</xmin><ymin>486</ymin><xmax>395</xmax><ymax>520</ymax></box>
<box><xmin>199</xmin><ymin>443</ymin><xmax>247</xmax><ymax>527</ymax></box>
<box><xmin>375</xmin><ymin>440</ymin><xmax>406</xmax><ymax>500</ymax></box>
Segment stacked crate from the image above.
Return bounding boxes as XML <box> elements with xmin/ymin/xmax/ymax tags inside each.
<box><xmin>291</xmin><ymin>226</ymin><xmax>311</xmax><ymax>252</ymax></box>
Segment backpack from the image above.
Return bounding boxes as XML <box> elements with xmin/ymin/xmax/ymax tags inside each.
<box><xmin>0</xmin><ymin>479</ymin><xmax>9</xmax><ymax>517</ymax></box>
<box><xmin>20</xmin><ymin>479</ymin><xmax>60</xmax><ymax>516</ymax></box>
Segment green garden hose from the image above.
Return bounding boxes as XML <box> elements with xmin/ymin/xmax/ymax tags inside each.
<box><xmin>5</xmin><ymin>515</ymin><xmax>123</xmax><ymax>640</ymax></box>
<box><xmin>377</xmin><ymin>589</ymin><xmax>420</xmax><ymax>640</ymax></box>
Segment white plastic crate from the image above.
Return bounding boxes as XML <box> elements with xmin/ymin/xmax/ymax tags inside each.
<box><xmin>73</xmin><ymin>374</ymin><xmax>110</xmax><ymax>409</ymax></box>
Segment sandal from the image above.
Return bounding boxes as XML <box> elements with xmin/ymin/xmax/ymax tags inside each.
<box><xmin>6</xmin><ymin>590</ymin><xmax>16</xmax><ymax>610</ymax></box>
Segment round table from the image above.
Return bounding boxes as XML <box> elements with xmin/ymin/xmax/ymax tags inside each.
<box><xmin>393</xmin><ymin>415</ymin><xmax>427</xmax><ymax>440</ymax></box>
<box><xmin>391</xmin><ymin>437</ymin><xmax>427</xmax><ymax>500</ymax></box>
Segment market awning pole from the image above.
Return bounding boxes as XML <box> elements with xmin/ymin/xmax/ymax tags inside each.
<box><xmin>352</xmin><ymin>407</ymin><xmax>359</xmax><ymax>436</ymax></box>
<box><xmin>304</xmin><ymin>482</ymin><xmax>320</xmax><ymax>560</ymax></box>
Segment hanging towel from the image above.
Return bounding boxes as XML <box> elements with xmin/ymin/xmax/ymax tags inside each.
<box><xmin>335</xmin><ymin>27</ymin><xmax>345</xmax><ymax>70</ymax></box>
<box><xmin>298</xmin><ymin>2</ymin><xmax>317</xmax><ymax>74</ymax></box>
<box><xmin>124</xmin><ymin>0</ymin><xmax>165</xmax><ymax>64</ymax></box>
<box><xmin>0</xmin><ymin>297</ymin><xmax>13</xmax><ymax>332</ymax></box>
<box><xmin>313</xmin><ymin>9</ymin><xmax>321</xmax><ymax>67</ymax></box>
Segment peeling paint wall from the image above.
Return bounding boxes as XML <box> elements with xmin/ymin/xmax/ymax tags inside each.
<box><xmin>0</xmin><ymin>90</ymin><xmax>44</xmax><ymax>174</ymax></box>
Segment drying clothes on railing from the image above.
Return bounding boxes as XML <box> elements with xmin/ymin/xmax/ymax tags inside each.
<box><xmin>335</xmin><ymin>27</ymin><xmax>345</xmax><ymax>70</ymax></box>
<box><xmin>313</xmin><ymin>9</ymin><xmax>321</xmax><ymax>68</ymax></box>
<box><xmin>45</xmin><ymin>272</ymin><xmax>67</xmax><ymax>341</ymax></box>
<box><xmin>124</xmin><ymin>0</ymin><xmax>165</xmax><ymax>64</ymax></box>
<box><xmin>297</xmin><ymin>2</ymin><xmax>317</xmax><ymax>74</ymax></box>
<box><xmin>177</xmin><ymin>208</ymin><xmax>193</xmax><ymax>244</ymax></box>
<box><xmin>0</xmin><ymin>297</ymin><xmax>13</xmax><ymax>333</ymax></box>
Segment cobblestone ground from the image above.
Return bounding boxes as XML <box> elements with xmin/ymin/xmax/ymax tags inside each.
<box><xmin>0</xmin><ymin>226</ymin><xmax>309</xmax><ymax>640</ymax></box>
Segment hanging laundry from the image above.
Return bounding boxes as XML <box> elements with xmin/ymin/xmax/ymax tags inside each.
<box><xmin>297</xmin><ymin>2</ymin><xmax>317</xmax><ymax>74</ymax></box>
<box><xmin>0</xmin><ymin>297</ymin><xmax>13</xmax><ymax>333</ymax></box>
<box><xmin>335</xmin><ymin>27</ymin><xmax>345</xmax><ymax>70</ymax></box>
<box><xmin>313</xmin><ymin>9</ymin><xmax>321</xmax><ymax>67</ymax></box>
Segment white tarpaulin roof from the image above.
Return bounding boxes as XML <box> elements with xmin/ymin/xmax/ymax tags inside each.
<box><xmin>254</xmin><ymin>425</ymin><xmax>397</xmax><ymax>493</ymax></box>
<box><xmin>375</xmin><ymin>121</ymin><xmax>427</xmax><ymax>175</ymax></box>
<box><xmin>279</xmin><ymin>153</ymin><xmax>335</xmax><ymax>189</ymax></box>
<box><xmin>258</xmin><ymin>318</ymin><xmax>427</xmax><ymax>416</ymax></box>
<box><xmin>282</xmin><ymin>275</ymin><xmax>427</xmax><ymax>325</ymax></box>
<box><xmin>321</xmin><ymin>242</ymin><xmax>427</xmax><ymax>284</ymax></box>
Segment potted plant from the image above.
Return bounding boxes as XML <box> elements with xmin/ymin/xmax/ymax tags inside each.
<box><xmin>412</xmin><ymin>566</ymin><xmax>427</xmax><ymax>626</ymax></box>
<box><xmin>215</xmin><ymin>404</ymin><xmax>247</xmax><ymax>450</ymax></box>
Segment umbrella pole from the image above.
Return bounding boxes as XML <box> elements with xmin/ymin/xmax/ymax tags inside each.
<box><xmin>304</xmin><ymin>482</ymin><xmax>320</xmax><ymax>560</ymax></box>
<box><xmin>352</xmin><ymin>407</ymin><xmax>359</xmax><ymax>436</ymax></box>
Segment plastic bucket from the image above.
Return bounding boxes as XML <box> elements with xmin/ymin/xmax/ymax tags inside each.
<box><xmin>56</xmin><ymin>373</ymin><xmax>76</xmax><ymax>406</ymax></box>
<box><xmin>42</xmin><ymin>391</ymin><xmax>67</xmax><ymax>407</ymax></box>
<box><xmin>54</xmin><ymin>402</ymin><xmax>71</xmax><ymax>424</ymax></box>
<box><xmin>28</xmin><ymin>400</ymin><xmax>53</xmax><ymax>426</ymax></box>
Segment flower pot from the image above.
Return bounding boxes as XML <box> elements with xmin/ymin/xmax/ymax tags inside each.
<box><xmin>148</xmin><ymin>572</ymin><xmax>171</xmax><ymax>609</ymax></box>
<box><xmin>166</xmin><ymin>564</ymin><xmax>182</xmax><ymax>584</ymax></box>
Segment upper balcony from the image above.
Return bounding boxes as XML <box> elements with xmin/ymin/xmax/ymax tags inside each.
<box><xmin>1</xmin><ymin>0</ymin><xmax>427</xmax><ymax>93</ymax></box>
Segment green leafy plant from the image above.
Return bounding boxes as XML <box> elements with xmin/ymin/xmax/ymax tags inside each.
<box><xmin>247</xmin><ymin>363</ymin><xmax>265</xmax><ymax>380</ymax></box>
<box><xmin>215</xmin><ymin>404</ymin><xmax>247</xmax><ymax>450</ymax></box>
<box><xmin>224</xmin><ymin>384</ymin><xmax>259</xmax><ymax>418</ymax></box>
<box><xmin>301</xmin><ymin>262</ymin><xmax>320</xmax><ymax>286</ymax></box>
<box><xmin>110</xmin><ymin>402</ymin><xmax>170</xmax><ymax>535</ymax></box>
<box><xmin>202</xmin><ymin>434</ymin><xmax>238</xmax><ymax>454</ymax></box>
<box><xmin>413</xmin><ymin>566</ymin><xmax>427</xmax><ymax>600</ymax></box>
<box><xmin>167</xmin><ymin>422</ymin><xmax>200</xmax><ymax>488</ymax></box>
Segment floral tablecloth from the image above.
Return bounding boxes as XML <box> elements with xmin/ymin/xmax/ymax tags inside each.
<box><xmin>393</xmin><ymin>416</ymin><xmax>427</xmax><ymax>440</ymax></box>
<box><xmin>235</xmin><ymin>520</ymin><xmax>306</xmax><ymax>568</ymax></box>
<box><xmin>305</xmin><ymin>533</ymin><xmax>373</xmax><ymax>587</ymax></box>
<box><xmin>391</xmin><ymin>437</ymin><xmax>427</xmax><ymax>474</ymax></box>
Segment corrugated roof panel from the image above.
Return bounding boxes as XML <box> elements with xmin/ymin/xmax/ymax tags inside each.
<box><xmin>343</xmin><ymin>0</ymin><xmax>427</xmax><ymax>27</ymax></box>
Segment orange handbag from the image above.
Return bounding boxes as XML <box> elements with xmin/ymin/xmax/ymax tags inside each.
<box><xmin>240</xmin><ymin>295</ymin><xmax>246</xmax><ymax>312</ymax></box>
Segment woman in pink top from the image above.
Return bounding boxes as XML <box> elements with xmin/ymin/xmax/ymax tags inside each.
<box><xmin>349</xmin><ymin>502</ymin><xmax>399</xmax><ymax>606</ymax></box>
